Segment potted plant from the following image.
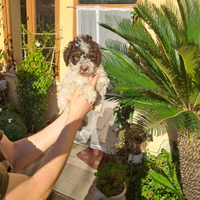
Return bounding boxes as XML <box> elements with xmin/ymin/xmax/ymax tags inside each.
<box><xmin>125</xmin><ymin>124</ymin><xmax>147</xmax><ymax>164</ymax></box>
<box><xmin>114</xmin><ymin>122</ymin><xmax>148</xmax><ymax>164</ymax></box>
<box><xmin>94</xmin><ymin>161</ymin><xmax>128</xmax><ymax>200</ymax></box>
<box><xmin>113</xmin><ymin>104</ymin><xmax>148</xmax><ymax>164</ymax></box>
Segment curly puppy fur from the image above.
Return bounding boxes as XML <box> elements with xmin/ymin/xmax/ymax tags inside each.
<box><xmin>57</xmin><ymin>35</ymin><xmax>110</xmax><ymax>128</ymax></box>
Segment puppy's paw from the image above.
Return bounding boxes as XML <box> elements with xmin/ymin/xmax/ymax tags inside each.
<box><xmin>57</xmin><ymin>91</ymin><xmax>70</xmax><ymax>113</ymax></box>
<box><xmin>93</xmin><ymin>103</ymin><xmax>103</xmax><ymax>113</ymax></box>
<box><xmin>78</xmin><ymin>83</ymin><xmax>97</xmax><ymax>104</ymax></box>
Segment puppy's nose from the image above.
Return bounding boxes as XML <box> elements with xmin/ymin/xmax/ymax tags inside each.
<box><xmin>81</xmin><ymin>66</ymin><xmax>88</xmax><ymax>72</ymax></box>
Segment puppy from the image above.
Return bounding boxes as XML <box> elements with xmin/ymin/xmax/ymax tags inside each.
<box><xmin>57</xmin><ymin>35</ymin><xmax>110</xmax><ymax>129</ymax></box>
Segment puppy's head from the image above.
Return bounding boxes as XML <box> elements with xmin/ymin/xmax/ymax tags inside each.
<box><xmin>63</xmin><ymin>35</ymin><xmax>102</xmax><ymax>75</ymax></box>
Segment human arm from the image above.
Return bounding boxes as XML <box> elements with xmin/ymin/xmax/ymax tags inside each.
<box><xmin>4</xmin><ymin>73</ymin><xmax>100</xmax><ymax>200</ymax></box>
<box><xmin>0</xmin><ymin>112</ymin><xmax>68</xmax><ymax>172</ymax></box>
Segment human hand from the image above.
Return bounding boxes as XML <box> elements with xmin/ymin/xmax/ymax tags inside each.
<box><xmin>67</xmin><ymin>73</ymin><xmax>100</xmax><ymax>121</ymax></box>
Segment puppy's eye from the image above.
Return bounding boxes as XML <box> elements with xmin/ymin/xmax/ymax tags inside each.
<box><xmin>91</xmin><ymin>57</ymin><xmax>96</xmax><ymax>62</ymax></box>
<box><xmin>74</xmin><ymin>56</ymin><xmax>79</xmax><ymax>62</ymax></box>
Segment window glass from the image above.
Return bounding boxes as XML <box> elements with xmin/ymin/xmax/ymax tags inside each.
<box><xmin>79</xmin><ymin>0</ymin><xmax>137</xmax><ymax>4</ymax></box>
<box><xmin>20</xmin><ymin>0</ymin><xmax>56</xmax><ymax>64</ymax></box>
<box><xmin>36</xmin><ymin>0</ymin><xmax>55</xmax><ymax>33</ymax></box>
<box><xmin>35</xmin><ymin>0</ymin><xmax>55</xmax><ymax>67</ymax></box>
<box><xmin>20</xmin><ymin>0</ymin><xmax>27</xmax><ymax>27</ymax></box>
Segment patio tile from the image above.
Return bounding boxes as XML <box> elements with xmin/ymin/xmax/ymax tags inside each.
<box><xmin>72</xmin><ymin>143</ymin><xmax>87</xmax><ymax>151</ymax></box>
<box><xmin>71</xmin><ymin>187</ymin><xmax>90</xmax><ymax>200</ymax></box>
<box><xmin>69</xmin><ymin>158</ymin><xmax>97</xmax><ymax>173</ymax></box>
<box><xmin>54</xmin><ymin>179</ymin><xmax>77</xmax><ymax>196</ymax></box>
<box><xmin>68</xmin><ymin>175</ymin><xmax>93</xmax><ymax>190</ymax></box>
<box><xmin>58</xmin><ymin>167</ymin><xmax>75</xmax><ymax>182</ymax></box>
<box><xmin>84</xmin><ymin>179</ymin><xmax>96</xmax><ymax>200</ymax></box>
<box><xmin>76</xmin><ymin>170</ymin><xmax>96</xmax><ymax>182</ymax></box>
<box><xmin>62</xmin><ymin>164</ymin><xmax>81</xmax><ymax>177</ymax></box>
<box><xmin>70</xmin><ymin>144</ymin><xmax>86</xmax><ymax>155</ymax></box>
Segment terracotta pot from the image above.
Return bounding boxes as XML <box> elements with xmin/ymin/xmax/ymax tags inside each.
<box><xmin>93</xmin><ymin>182</ymin><xmax>127</xmax><ymax>200</ymax></box>
<box><xmin>128</xmin><ymin>152</ymin><xmax>144</xmax><ymax>164</ymax></box>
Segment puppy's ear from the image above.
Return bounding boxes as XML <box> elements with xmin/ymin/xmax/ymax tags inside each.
<box><xmin>96</xmin><ymin>48</ymin><xmax>102</xmax><ymax>67</ymax></box>
<box><xmin>63</xmin><ymin>41</ymin><xmax>74</xmax><ymax>66</ymax></box>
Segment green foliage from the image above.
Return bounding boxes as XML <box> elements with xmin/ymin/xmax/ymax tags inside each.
<box><xmin>94</xmin><ymin>161</ymin><xmax>128</xmax><ymax>198</ymax></box>
<box><xmin>148</xmin><ymin>171</ymin><xmax>182</xmax><ymax>199</ymax></box>
<box><xmin>0</xmin><ymin>50</ymin><xmax>7</xmax><ymax>69</ymax></box>
<box><xmin>114</xmin><ymin>122</ymin><xmax>148</xmax><ymax>156</ymax></box>
<box><xmin>114</xmin><ymin>104</ymin><xmax>134</xmax><ymax>125</ymax></box>
<box><xmin>126</xmin><ymin>149</ymin><xmax>184</xmax><ymax>199</ymax></box>
<box><xmin>15</xmin><ymin>46</ymin><xmax>53</xmax><ymax>133</ymax></box>
<box><xmin>2</xmin><ymin>100</ymin><xmax>16</xmax><ymax>112</ymax></box>
<box><xmin>100</xmin><ymin>0</ymin><xmax>200</xmax><ymax>136</ymax></box>
<box><xmin>0</xmin><ymin>51</ymin><xmax>7</xmax><ymax>60</ymax></box>
<box><xmin>21</xmin><ymin>24</ymin><xmax>55</xmax><ymax>64</ymax></box>
<box><xmin>0</xmin><ymin>109</ymin><xmax>27</xmax><ymax>141</ymax></box>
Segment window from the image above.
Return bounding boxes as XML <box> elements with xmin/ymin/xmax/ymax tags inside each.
<box><xmin>76</xmin><ymin>6</ymin><xmax>133</xmax><ymax>47</ymax></box>
<box><xmin>20</xmin><ymin>0</ymin><xmax>60</xmax><ymax>79</ymax></box>
<box><xmin>74</xmin><ymin>0</ymin><xmax>140</xmax><ymax>46</ymax></box>
<box><xmin>79</xmin><ymin>0</ymin><xmax>137</xmax><ymax>4</ymax></box>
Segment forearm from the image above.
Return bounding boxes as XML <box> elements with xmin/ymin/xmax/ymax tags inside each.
<box><xmin>13</xmin><ymin>112</ymin><xmax>68</xmax><ymax>171</ymax></box>
<box><xmin>33</xmin><ymin>118</ymin><xmax>81</xmax><ymax>196</ymax></box>
<box><xmin>6</xmin><ymin>118</ymin><xmax>81</xmax><ymax>200</ymax></box>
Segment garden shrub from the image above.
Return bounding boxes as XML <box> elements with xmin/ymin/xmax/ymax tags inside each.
<box><xmin>2</xmin><ymin>100</ymin><xmax>16</xmax><ymax>112</ymax></box>
<box><xmin>126</xmin><ymin>149</ymin><xmax>183</xmax><ymax>200</ymax></box>
<box><xmin>0</xmin><ymin>109</ymin><xmax>27</xmax><ymax>141</ymax></box>
<box><xmin>15</xmin><ymin>49</ymin><xmax>53</xmax><ymax>133</ymax></box>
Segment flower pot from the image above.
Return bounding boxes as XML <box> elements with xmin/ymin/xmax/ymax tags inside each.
<box><xmin>128</xmin><ymin>152</ymin><xmax>143</xmax><ymax>164</ymax></box>
<box><xmin>93</xmin><ymin>182</ymin><xmax>127</xmax><ymax>200</ymax></box>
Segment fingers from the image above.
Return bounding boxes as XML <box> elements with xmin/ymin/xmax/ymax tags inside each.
<box><xmin>90</xmin><ymin>73</ymin><xmax>100</xmax><ymax>87</ymax></box>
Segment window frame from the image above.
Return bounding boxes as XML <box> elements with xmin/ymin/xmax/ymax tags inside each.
<box><xmin>73</xmin><ymin>0</ymin><xmax>141</xmax><ymax>38</ymax></box>
<box><xmin>25</xmin><ymin>0</ymin><xmax>61</xmax><ymax>79</ymax></box>
<box><xmin>1</xmin><ymin>0</ymin><xmax>13</xmax><ymax>67</ymax></box>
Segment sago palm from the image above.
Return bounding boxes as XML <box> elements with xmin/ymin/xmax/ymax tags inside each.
<box><xmin>99</xmin><ymin>0</ymin><xmax>200</xmax><ymax>199</ymax></box>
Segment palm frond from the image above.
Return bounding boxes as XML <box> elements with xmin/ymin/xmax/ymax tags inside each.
<box><xmin>100</xmin><ymin>0</ymin><xmax>200</xmax><ymax>135</ymax></box>
<box><xmin>191</xmin><ymin>68</ymin><xmax>200</xmax><ymax>109</ymax></box>
<box><xmin>177</xmin><ymin>0</ymin><xmax>200</xmax><ymax>45</ymax></box>
<box><xmin>133</xmin><ymin>106</ymin><xmax>200</xmax><ymax>136</ymax></box>
<box><xmin>100</xmin><ymin>15</ymin><xmax>185</xmax><ymax>103</ymax></box>
<box><xmin>100</xmin><ymin>15</ymin><xmax>161</xmax><ymax>58</ymax></box>
<box><xmin>111</xmin><ymin>87</ymin><xmax>179</xmax><ymax>107</ymax></box>
<box><xmin>161</xmin><ymin>1</ymin><xmax>182</xmax><ymax>30</ymax></box>
<box><xmin>136</xmin><ymin>0</ymin><xmax>181</xmax><ymax>66</ymax></box>
<box><xmin>128</xmin><ymin>43</ymin><xmax>174</xmax><ymax>95</ymax></box>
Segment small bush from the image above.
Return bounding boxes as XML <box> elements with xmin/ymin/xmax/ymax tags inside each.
<box><xmin>94</xmin><ymin>161</ymin><xmax>128</xmax><ymax>197</ymax></box>
<box><xmin>2</xmin><ymin>100</ymin><xmax>16</xmax><ymax>112</ymax></box>
<box><xmin>126</xmin><ymin>149</ymin><xmax>183</xmax><ymax>200</ymax></box>
<box><xmin>0</xmin><ymin>110</ymin><xmax>27</xmax><ymax>141</ymax></box>
<box><xmin>15</xmin><ymin>26</ymin><xmax>54</xmax><ymax>133</ymax></box>
<box><xmin>15</xmin><ymin>49</ymin><xmax>53</xmax><ymax>133</ymax></box>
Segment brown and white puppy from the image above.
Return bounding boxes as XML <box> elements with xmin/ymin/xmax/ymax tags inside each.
<box><xmin>57</xmin><ymin>35</ymin><xmax>110</xmax><ymax>129</ymax></box>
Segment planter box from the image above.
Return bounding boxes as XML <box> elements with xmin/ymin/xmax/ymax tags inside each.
<box><xmin>93</xmin><ymin>183</ymin><xmax>127</xmax><ymax>200</ymax></box>
<box><xmin>128</xmin><ymin>152</ymin><xmax>144</xmax><ymax>164</ymax></box>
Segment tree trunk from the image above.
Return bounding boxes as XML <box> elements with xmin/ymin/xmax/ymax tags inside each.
<box><xmin>177</xmin><ymin>132</ymin><xmax>200</xmax><ymax>200</ymax></box>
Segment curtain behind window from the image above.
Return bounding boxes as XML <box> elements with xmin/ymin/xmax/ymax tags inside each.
<box><xmin>76</xmin><ymin>7</ymin><xmax>97</xmax><ymax>42</ymax></box>
<box><xmin>76</xmin><ymin>6</ymin><xmax>133</xmax><ymax>47</ymax></box>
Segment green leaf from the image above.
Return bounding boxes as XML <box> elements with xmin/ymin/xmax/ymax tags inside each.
<box><xmin>149</xmin><ymin>171</ymin><xmax>178</xmax><ymax>195</ymax></box>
